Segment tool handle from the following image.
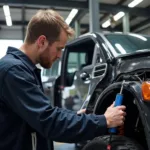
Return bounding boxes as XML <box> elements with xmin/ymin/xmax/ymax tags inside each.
<box><xmin>114</xmin><ymin>94</ymin><xmax>123</xmax><ymax>107</ymax></box>
<box><xmin>109</xmin><ymin>93</ymin><xmax>123</xmax><ymax>133</ymax></box>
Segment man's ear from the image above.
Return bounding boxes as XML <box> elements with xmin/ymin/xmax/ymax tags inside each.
<box><xmin>37</xmin><ymin>35</ymin><xmax>48</xmax><ymax>48</ymax></box>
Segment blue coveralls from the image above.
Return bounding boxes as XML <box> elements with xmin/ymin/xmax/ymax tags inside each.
<box><xmin>0</xmin><ymin>47</ymin><xmax>107</xmax><ymax>150</ymax></box>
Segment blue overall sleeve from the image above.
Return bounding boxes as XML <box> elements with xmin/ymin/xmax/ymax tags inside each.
<box><xmin>2</xmin><ymin>65</ymin><xmax>107</xmax><ymax>143</ymax></box>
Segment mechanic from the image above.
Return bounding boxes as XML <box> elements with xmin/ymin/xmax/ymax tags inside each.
<box><xmin>0</xmin><ymin>9</ymin><xmax>126</xmax><ymax>150</ymax></box>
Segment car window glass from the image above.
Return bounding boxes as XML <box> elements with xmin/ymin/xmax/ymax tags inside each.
<box><xmin>51</xmin><ymin>60</ymin><xmax>59</xmax><ymax>76</ymax></box>
<box><xmin>42</xmin><ymin>59</ymin><xmax>60</xmax><ymax>77</ymax></box>
<box><xmin>67</xmin><ymin>52</ymin><xmax>86</xmax><ymax>73</ymax></box>
<box><xmin>105</xmin><ymin>34</ymin><xmax>150</xmax><ymax>56</ymax></box>
<box><xmin>66</xmin><ymin>39</ymin><xmax>95</xmax><ymax>74</ymax></box>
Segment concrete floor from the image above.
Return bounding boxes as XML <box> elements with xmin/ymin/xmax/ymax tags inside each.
<box><xmin>54</xmin><ymin>143</ymin><xmax>77</xmax><ymax>150</ymax></box>
<box><xmin>54</xmin><ymin>142</ymin><xmax>85</xmax><ymax>150</ymax></box>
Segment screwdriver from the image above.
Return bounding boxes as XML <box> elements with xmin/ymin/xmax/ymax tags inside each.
<box><xmin>107</xmin><ymin>80</ymin><xmax>125</xmax><ymax>150</ymax></box>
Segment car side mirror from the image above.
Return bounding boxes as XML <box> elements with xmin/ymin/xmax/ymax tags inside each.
<box><xmin>80</xmin><ymin>72</ymin><xmax>90</xmax><ymax>81</ymax></box>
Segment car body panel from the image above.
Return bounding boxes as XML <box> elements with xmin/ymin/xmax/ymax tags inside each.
<box><xmin>92</xmin><ymin>81</ymin><xmax>150</xmax><ymax>149</ymax></box>
<box><xmin>42</xmin><ymin>32</ymin><xmax>150</xmax><ymax>148</ymax></box>
<box><xmin>42</xmin><ymin>32</ymin><xmax>150</xmax><ymax>112</ymax></box>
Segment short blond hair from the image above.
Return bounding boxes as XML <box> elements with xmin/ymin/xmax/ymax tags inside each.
<box><xmin>25</xmin><ymin>9</ymin><xmax>74</xmax><ymax>44</ymax></box>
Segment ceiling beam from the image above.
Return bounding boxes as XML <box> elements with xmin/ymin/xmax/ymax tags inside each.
<box><xmin>0</xmin><ymin>20</ymin><xmax>88</xmax><ymax>28</ymax></box>
<box><xmin>70</xmin><ymin>9</ymin><xmax>87</xmax><ymax>26</ymax></box>
<box><xmin>1</xmin><ymin>19</ymin><xmax>149</xmax><ymax>33</ymax></box>
<box><xmin>100</xmin><ymin>0</ymin><xmax>127</xmax><ymax>23</ymax></box>
<box><xmin>80</xmin><ymin>23</ymin><xmax>106</xmax><ymax>30</ymax></box>
<box><xmin>0</xmin><ymin>0</ymin><xmax>87</xmax><ymax>9</ymax></box>
<box><xmin>100</xmin><ymin>3</ymin><xmax>149</xmax><ymax>17</ymax></box>
<box><xmin>0</xmin><ymin>5</ymin><xmax>71</xmax><ymax>11</ymax></box>
<box><xmin>0</xmin><ymin>20</ymin><xmax>29</xmax><ymax>26</ymax></box>
<box><xmin>111</xmin><ymin>4</ymin><xmax>150</xmax><ymax>32</ymax></box>
<box><xmin>0</xmin><ymin>20</ymin><xmax>122</xmax><ymax>33</ymax></box>
<box><xmin>98</xmin><ymin>0</ymin><xmax>127</xmax><ymax>33</ymax></box>
<box><xmin>0</xmin><ymin>20</ymin><xmax>97</xmax><ymax>30</ymax></box>
<box><xmin>131</xmin><ymin>18</ymin><xmax>150</xmax><ymax>32</ymax></box>
<box><xmin>0</xmin><ymin>0</ymin><xmax>149</xmax><ymax>17</ymax></box>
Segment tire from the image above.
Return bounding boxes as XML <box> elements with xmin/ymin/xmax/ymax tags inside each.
<box><xmin>82</xmin><ymin>135</ymin><xmax>144</xmax><ymax>150</ymax></box>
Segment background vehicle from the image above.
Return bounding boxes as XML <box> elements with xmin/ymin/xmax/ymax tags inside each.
<box><xmin>41</xmin><ymin>59</ymin><xmax>62</xmax><ymax>107</ymax></box>
<box><xmin>42</xmin><ymin>32</ymin><xmax>150</xmax><ymax>149</ymax></box>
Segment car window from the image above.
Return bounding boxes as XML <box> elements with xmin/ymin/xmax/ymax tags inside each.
<box><xmin>105</xmin><ymin>34</ymin><xmax>150</xmax><ymax>56</ymax></box>
<box><xmin>42</xmin><ymin>59</ymin><xmax>60</xmax><ymax>77</ymax></box>
<box><xmin>51</xmin><ymin>60</ymin><xmax>60</xmax><ymax>76</ymax></box>
<box><xmin>67</xmin><ymin>52</ymin><xmax>86</xmax><ymax>73</ymax></box>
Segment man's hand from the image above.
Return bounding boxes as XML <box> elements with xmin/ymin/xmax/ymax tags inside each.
<box><xmin>104</xmin><ymin>103</ymin><xmax>126</xmax><ymax>128</ymax></box>
<box><xmin>77</xmin><ymin>109</ymin><xmax>86</xmax><ymax>115</ymax></box>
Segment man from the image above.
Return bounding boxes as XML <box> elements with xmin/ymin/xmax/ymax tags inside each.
<box><xmin>0</xmin><ymin>9</ymin><xmax>126</xmax><ymax>150</ymax></box>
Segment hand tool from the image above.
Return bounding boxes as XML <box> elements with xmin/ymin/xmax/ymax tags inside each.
<box><xmin>107</xmin><ymin>80</ymin><xmax>125</xmax><ymax>150</ymax></box>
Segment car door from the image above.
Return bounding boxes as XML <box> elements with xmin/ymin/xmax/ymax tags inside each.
<box><xmin>60</xmin><ymin>37</ymin><xmax>99</xmax><ymax>111</ymax></box>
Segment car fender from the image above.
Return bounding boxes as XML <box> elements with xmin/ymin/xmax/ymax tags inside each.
<box><xmin>93</xmin><ymin>81</ymin><xmax>150</xmax><ymax>149</ymax></box>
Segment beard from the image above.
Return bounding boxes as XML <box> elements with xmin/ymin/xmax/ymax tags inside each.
<box><xmin>40</xmin><ymin>61</ymin><xmax>52</xmax><ymax>69</ymax></box>
<box><xmin>39</xmin><ymin>53</ymin><xmax>52</xmax><ymax>69</ymax></box>
<box><xmin>38</xmin><ymin>47</ymin><xmax>58</xmax><ymax>69</ymax></box>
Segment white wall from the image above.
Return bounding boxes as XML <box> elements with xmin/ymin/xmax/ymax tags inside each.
<box><xmin>0</xmin><ymin>28</ymin><xmax>22</xmax><ymax>39</ymax></box>
<box><xmin>0</xmin><ymin>40</ymin><xmax>23</xmax><ymax>58</ymax></box>
<box><xmin>0</xmin><ymin>26</ymin><xmax>24</xmax><ymax>40</ymax></box>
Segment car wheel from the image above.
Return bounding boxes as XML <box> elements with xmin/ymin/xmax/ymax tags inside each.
<box><xmin>82</xmin><ymin>135</ymin><xmax>144</xmax><ymax>150</ymax></box>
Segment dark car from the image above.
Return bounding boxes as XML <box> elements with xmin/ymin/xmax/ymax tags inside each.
<box><xmin>42</xmin><ymin>32</ymin><xmax>150</xmax><ymax>149</ymax></box>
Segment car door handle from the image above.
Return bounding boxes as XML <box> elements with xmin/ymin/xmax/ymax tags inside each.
<box><xmin>80</xmin><ymin>72</ymin><xmax>90</xmax><ymax>81</ymax></box>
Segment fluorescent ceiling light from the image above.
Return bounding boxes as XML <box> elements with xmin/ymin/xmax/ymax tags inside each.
<box><xmin>65</xmin><ymin>17</ymin><xmax>72</xmax><ymax>25</ymax></box>
<box><xmin>3</xmin><ymin>5</ymin><xmax>10</xmax><ymax>16</ymax></box>
<box><xmin>102</xmin><ymin>11</ymin><xmax>124</xmax><ymax>28</ymax></box>
<box><xmin>5</xmin><ymin>16</ymin><xmax>12</xmax><ymax>26</ymax></box>
<box><xmin>114</xmin><ymin>12</ymin><xmax>125</xmax><ymax>21</ymax></box>
<box><xmin>102</xmin><ymin>19</ymin><xmax>110</xmax><ymax>28</ymax></box>
<box><xmin>65</xmin><ymin>9</ymin><xmax>78</xmax><ymax>25</ymax></box>
<box><xmin>3</xmin><ymin>5</ymin><xmax>12</xmax><ymax>26</ymax></box>
<box><xmin>128</xmin><ymin>0</ymin><xmax>143</xmax><ymax>8</ymax></box>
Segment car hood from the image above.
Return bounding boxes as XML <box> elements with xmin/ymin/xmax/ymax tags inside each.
<box><xmin>115</xmin><ymin>50</ymin><xmax>150</xmax><ymax>74</ymax></box>
<box><xmin>117</xmin><ymin>49</ymin><xmax>150</xmax><ymax>58</ymax></box>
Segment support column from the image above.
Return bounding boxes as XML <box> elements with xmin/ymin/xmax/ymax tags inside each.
<box><xmin>75</xmin><ymin>20</ymin><xmax>80</xmax><ymax>38</ymax></box>
<box><xmin>123</xmin><ymin>13</ymin><xmax>130</xmax><ymax>33</ymax></box>
<box><xmin>22</xmin><ymin>6</ymin><xmax>25</xmax><ymax>41</ymax></box>
<box><xmin>89</xmin><ymin>0</ymin><xmax>100</xmax><ymax>32</ymax></box>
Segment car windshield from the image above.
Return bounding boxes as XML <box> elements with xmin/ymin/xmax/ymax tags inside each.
<box><xmin>105</xmin><ymin>33</ymin><xmax>150</xmax><ymax>56</ymax></box>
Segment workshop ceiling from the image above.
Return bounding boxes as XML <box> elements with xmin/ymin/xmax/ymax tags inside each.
<box><xmin>0</xmin><ymin>0</ymin><xmax>150</xmax><ymax>36</ymax></box>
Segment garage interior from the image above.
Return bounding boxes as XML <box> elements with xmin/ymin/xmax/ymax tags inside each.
<box><xmin>0</xmin><ymin>0</ymin><xmax>150</xmax><ymax>150</ymax></box>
